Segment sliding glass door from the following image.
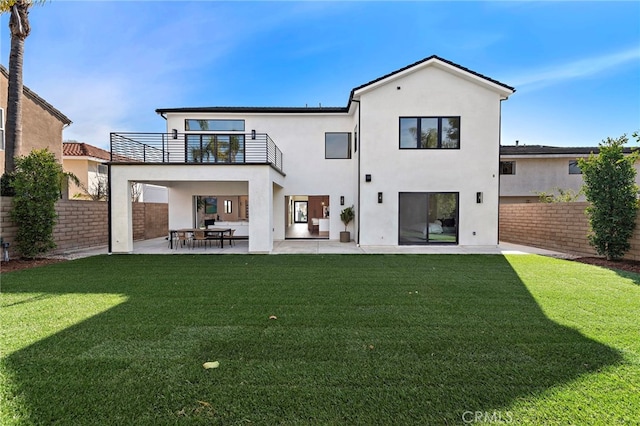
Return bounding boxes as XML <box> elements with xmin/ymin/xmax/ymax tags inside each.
<box><xmin>399</xmin><ymin>192</ymin><xmax>459</xmax><ymax>245</ymax></box>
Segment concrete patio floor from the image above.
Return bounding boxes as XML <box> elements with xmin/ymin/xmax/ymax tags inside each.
<box><xmin>61</xmin><ymin>238</ymin><xmax>573</xmax><ymax>259</ymax></box>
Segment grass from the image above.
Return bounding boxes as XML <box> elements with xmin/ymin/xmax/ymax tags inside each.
<box><xmin>1</xmin><ymin>254</ymin><xmax>638</xmax><ymax>425</ymax></box>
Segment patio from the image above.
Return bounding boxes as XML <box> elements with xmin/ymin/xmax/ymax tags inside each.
<box><xmin>122</xmin><ymin>238</ymin><xmax>571</xmax><ymax>256</ymax></box>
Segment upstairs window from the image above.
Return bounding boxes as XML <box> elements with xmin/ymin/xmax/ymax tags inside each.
<box><xmin>569</xmin><ymin>160</ymin><xmax>582</xmax><ymax>175</ymax></box>
<box><xmin>325</xmin><ymin>132</ymin><xmax>351</xmax><ymax>159</ymax></box>
<box><xmin>185</xmin><ymin>119</ymin><xmax>245</xmax><ymax>132</ymax></box>
<box><xmin>97</xmin><ymin>164</ymin><xmax>108</xmax><ymax>175</ymax></box>
<box><xmin>400</xmin><ymin>117</ymin><xmax>460</xmax><ymax>149</ymax></box>
<box><xmin>500</xmin><ymin>161</ymin><xmax>516</xmax><ymax>175</ymax></box>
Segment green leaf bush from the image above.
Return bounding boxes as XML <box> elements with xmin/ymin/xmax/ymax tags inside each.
<box><xmin>578</xmin><ymin>134</ymin><xmax>639</xmax><ymax>261</ymax></box>
<box><xmin>10</xmin><ymin>149</ymin><xmax>63</xmax><ymax>258</ymax></box>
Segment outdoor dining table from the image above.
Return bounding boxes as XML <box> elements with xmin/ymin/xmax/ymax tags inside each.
<box><xmin>169</xmin><ymin>228</ymin><xmax>232</xmax><ymax>249</ymax></box>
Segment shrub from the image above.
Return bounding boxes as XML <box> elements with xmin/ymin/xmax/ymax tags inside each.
<box><xmin>10</xmin><ymin>149</ymin><xmax>62</xmax><ymax>258</ymax></box>
<box><xmin>578</xmin><ymin>135</ymin><xmax>639</xmax><ymax>261</ymax></box>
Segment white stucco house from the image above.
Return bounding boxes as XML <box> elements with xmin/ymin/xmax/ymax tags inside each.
<box><xmin>499</xmin><ymin>144</ymin><xmax>640</xmax><ymax>203</ymax></box>
<box><xmin>108</xmin><ymin>55</ymin><xmax>515</xmax><ymax>253</ymax></box>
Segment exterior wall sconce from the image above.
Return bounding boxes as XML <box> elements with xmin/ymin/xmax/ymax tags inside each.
<box><xmin>172</xmin><ymin>129</ymin><xmax>178</xmax><ymax>139</ymax></box>
<box><xmin>251</xmin><ymin>129</ymin><xmax>256</xmax><ymax>140</ymax></box>
<box><xmin>476</xmin><ymin>192</ymin><xmax>483</xmax><ymax>203</ymax></box>
<box><xmin>365</xmin><ymin>174</ymin><xmax>372</xmax><ymax>182</ymax></box>
<box><xmin>340</xmin><ymin>196</ymin><xmax>345</xmax><ymax>206</ymax></box>
<box><xmin>378</xmin><ymin>192</ymin><xmax>383</xmax><ymax>203</ymax></box>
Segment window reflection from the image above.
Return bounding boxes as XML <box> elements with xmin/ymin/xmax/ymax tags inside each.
<box><xmin>399</xmin><ymin>192</ymin><xmax>458</xmax><ymax>244</ymax></box>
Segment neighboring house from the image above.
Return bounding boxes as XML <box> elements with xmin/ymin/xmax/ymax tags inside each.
<box><xmin>64</xmin><ymin>141</ymin><xmax>169</xmax><ymax>202</ymax></box>
<box><xmin>499</xmin><ymin>144</ymin><xmax>640</xmax><ymax>203</ymax></box>
<box><xmin>62</xmin><ymin>142</ymin><xmax>111</xmax><ymax>199</ymax></box>
<box><xmin>109</xmin><ymin>55</ymin><xmax>515</xmax><ymax>253</ymax></box>
<box><xmin>0</xmin><ymin>64</ymin><xmax>72</xmax><ymax>175</ymax></box>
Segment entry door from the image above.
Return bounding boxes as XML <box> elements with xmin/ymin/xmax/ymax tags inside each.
<box><xmin>294</xmin><ymin>201</ymin><xmax>308</xmax><ymax>223</ymax></box>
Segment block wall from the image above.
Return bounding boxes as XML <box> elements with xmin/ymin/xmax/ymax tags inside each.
<box><xmin>499</xmin><ymin>202</ymin><xmax>640</xmax><ymax>260</ymax></box>
<box><xmin>1</xmin><ymin>198</ymin><xmax>167</xmax><ymax>258</ymax></box>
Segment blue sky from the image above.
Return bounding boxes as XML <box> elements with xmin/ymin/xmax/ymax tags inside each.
<box><xmin>1</xmin><ymin>1</ymin><xmax>639</xmax><ymax>150</ymax></box>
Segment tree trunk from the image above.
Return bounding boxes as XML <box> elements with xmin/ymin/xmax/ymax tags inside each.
<box><xmin>5</xmin><ymin>0</ymin><xmax>31</xmax><ymax>174</ymax></box>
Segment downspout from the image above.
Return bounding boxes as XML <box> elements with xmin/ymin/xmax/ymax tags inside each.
<box><xmin>497</xmin><ymin>98</ymin><xmax>505</xmax><ymax>246</ymax></box>
<box><xmin>351</xmin><ymin>99</ymin><xmax>361</xmax><ymax>245</ymax></box>
<box><xmin>107</xmin><ymin>162</ymin><xmax>112</xmax><ymax>254</ymax></box>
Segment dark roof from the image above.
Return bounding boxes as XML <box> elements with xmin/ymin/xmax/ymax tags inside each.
<box><xmin>63</xmin><ymin>142</ymin><xmax>110</xmax><ymax>161</ymax></box>
<box><xmin>156</xmin><ymin>55</ymin><xmax>515</xmax><ymax>116</ymax></box>
<box><xmin>500</xmin><ymin>145</ymin><xmax>635</xmax><ymax>156</ymax></box>
<box><xmin>157</xmin><ymin>106</ymin><xmax>347</xmax><ymax>114</ymax></box>
<box><xmin>0</xmin><ymin>64</ymin><xmax>72</xmax><ymax>125</ymax></box>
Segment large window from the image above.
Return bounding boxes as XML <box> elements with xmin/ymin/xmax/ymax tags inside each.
<box><xmin>325</xmin><ymin>132</ymin><xmax>351</xmax><ymax>159</ymax></box>
<box><xmin>500</xmin><ymin>161</ymin><xmax>516</xmax><ymax>175</ymax></box>
<box><xmin>186</xmin><ymin>134</ymin><xmax>245</xmax><ymax>163</ymax></box>
<box><xmin>400</xmin><ymin>117</ymin><xmax>460</xmax><ymax>149</ymax></box>
<box><xmin>185</xmin><ymin>119</ymin><xmax>245</xmax><ymax>132</ymax></box>
<box><xmin>399</xmin><ymin>192</ymin><xmax>459</xmax><ymax>245</ymax></box>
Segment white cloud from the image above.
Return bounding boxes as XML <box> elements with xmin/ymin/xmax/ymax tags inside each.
<box><xmin>508</xmin><ymin>47</ymin><xmax>640</xmax><ymax>92</ymax></box>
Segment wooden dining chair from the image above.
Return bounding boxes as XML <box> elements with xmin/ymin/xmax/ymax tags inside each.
<box><xmin>193</xmin><ymin>230</ymin><xmax>209</xmax><ymax>249</ymax></box>
<box><xmin>175</xmin><ymin>231</ymin><xmax>191</xmax><ymax>249</ymax></box>
<box><xmin>223</xmin><ymin>229</ymin><xmax>236</xmax><ymax>247</ymax></box>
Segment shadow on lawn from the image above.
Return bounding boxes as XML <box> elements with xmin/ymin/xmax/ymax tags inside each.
<box><xmin>1</xmin><ymin>254</ymin><xmax>624</xmax><ymax>424</ymax></box>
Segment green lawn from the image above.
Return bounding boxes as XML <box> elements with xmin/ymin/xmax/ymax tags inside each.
<box><xmin>1</xmin><ymin>254</ymin><xmax>638</xmax><ymax>425</ymax></box>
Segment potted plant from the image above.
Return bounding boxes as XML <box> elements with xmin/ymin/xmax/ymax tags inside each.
<box><xmin>340</xmin><ymin>205</ymin><xmax>355</xmax><ymax>243</ymax></box>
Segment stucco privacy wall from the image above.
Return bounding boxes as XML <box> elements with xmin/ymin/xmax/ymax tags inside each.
<box><xmin>499</xmin><ymin>202</ymin><xmax>640</xmax><ymax>261</ymax></box>
<box><xmin>1</xmin><ymin>198</ymin><xmax>167</xmax><ymax>258</ymax></box>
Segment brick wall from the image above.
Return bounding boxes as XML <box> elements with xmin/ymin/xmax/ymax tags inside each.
<box><xmin>499</xmin><ymin>202</ymin><xmax>640</xmax><ymax>260</ymax></box>
<box><xmin>133</xmin><ymin>202</ymin><xmax>169</xmax><ymax>241</ymax></box>
<box><xmin>1</xmin><ymin>198</ymin><xmax>167</xmax><ymax>258</ymax></box>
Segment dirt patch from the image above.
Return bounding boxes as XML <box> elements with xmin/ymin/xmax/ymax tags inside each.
<box><xmin>572</xmin><ymin>257</ymin><xmax>640</xmax><ymax>275</ymax></box>
<box><xmin>1</xmin><ymin>258</ymin><xmax>68</xmax><ymax>273</ymax></box>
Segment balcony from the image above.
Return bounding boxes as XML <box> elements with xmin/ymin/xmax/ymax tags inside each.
<box><xmin>110</xmin><ymin>132</ymin><xmax>284</xmax><ymax>174</ymax></box>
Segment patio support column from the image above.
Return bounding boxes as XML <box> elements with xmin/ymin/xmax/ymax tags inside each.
<box><xmin>248</xmin><ymin>174</ymin><xmax>273</xmax><ymax>253</ymax></box>
<box><xmin>110</xmin><ymin>167</ymin><xmax>133</xmax><ymax>253</ymax></box>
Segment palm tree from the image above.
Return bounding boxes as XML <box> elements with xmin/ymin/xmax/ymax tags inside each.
<box><xmin>1</xmin><ymin>0</ymin><xmax>43</xmax><ymax>174</ymax></box>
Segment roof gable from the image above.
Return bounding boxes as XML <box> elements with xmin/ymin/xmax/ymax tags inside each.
<box><xmin>0</xmin><ymin>64</ymin><xmax>72</xmax><ymax>125</ymax></box>
<box><xmin>350</xmin><ymin>55</ymin><xmax>515</xmax><ymax>100</ymax></box>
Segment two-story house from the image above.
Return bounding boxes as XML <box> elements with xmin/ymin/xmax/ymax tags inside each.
<box><xmin>0</xmin><ymin>64</ymin><xmax>72</xmax><ymax>175</ymax></box>
<box><xmin>109</xmin><ymin>56</ymin><xmax>515</xmax><ymax>253</ymax></box>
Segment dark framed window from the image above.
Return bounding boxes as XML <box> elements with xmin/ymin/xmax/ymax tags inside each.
<box><xmin>186</xmin><ymin>134</ymin><xmax>245</xmax><ymax>163</ymax></box>
<box><xmin>399</xmin><ymin>192</ymin><xmax>459</xmax><ymax>245</ymax></box>
<box><xmin>500</xmin><ymin>161</ymin><xmax>516</xmax><ymax>175</ymax></box>
<box><xmin>224</xmin><ymin>200</ymin><xmax>233</xmax><ymax>214</ymax></box>
<box><xmin>325</xmin><ymin>132</ymin><xmax>351</xmax><ymax>159</ymax></box>
<box><xmin>399</xmin><ymin>117</ymin><xmax>460</xmax><ymax>149</ymax></box>
<box><xmin>97</xmin><ymin>164</ymin><xmax>108</xmax><ymax>175</ymax></box>
<box><xmin>569</xmin><ymin>160</ymin><xmax>582</xmax><ymax>175</ymax></box>
<box><xmin>185</xmin><ymin>119</ymin><xmax>245</xmax><ymax>132</ymax></box>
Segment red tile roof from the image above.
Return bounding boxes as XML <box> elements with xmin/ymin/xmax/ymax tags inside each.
<box><xmin>63</xmin><ymin>142</ymin><xmax>110</xmax><ymax>161</ymax></box>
